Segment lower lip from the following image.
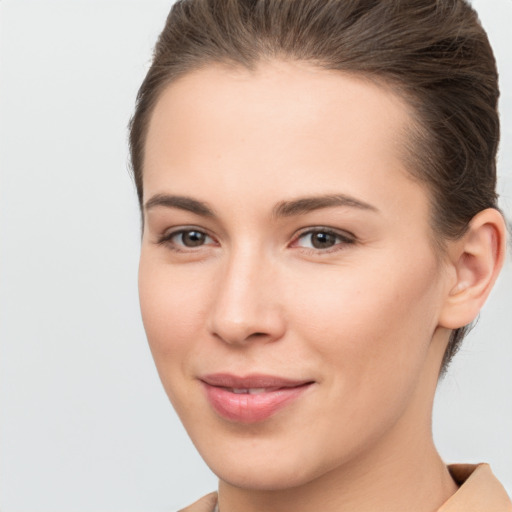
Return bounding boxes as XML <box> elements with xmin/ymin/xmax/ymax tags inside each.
<box><xmin>202</xmin><ymin>383</ymin><xmax>312</xmax><ymax>423</ymax></box>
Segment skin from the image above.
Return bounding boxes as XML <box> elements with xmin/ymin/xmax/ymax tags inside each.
<box><xmin>138</xmin><ymin>60</ymin><xmax>505</xmax><ymax>512</ymax></box>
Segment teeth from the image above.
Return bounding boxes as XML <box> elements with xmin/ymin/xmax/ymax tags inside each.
<box><xmin>248</xmin><ymin>388</ymin><xmax>267</xmax><ymax>395</ymax></box>
<box><xmin>232</xmin><ymin>388</ymin><xmax>249</xmax><ymax>394</ymax></box>
<box><xmin>230</xmin><ymin>388</ymin><xmax>269</xmax><ymax>395</ymax></box>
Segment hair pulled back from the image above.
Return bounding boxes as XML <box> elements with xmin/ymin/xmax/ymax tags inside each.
<box><xmin>129</xmin><ymin>0</ymin><xmax>501</xmax><ymax>372</ymax></box>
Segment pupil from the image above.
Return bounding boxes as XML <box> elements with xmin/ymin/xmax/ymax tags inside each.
<box><xmin>312</xmin><ymin>232</ymin><xmax>335</xmax><ymax>249</ymax></box>
<box><xmin>182</xmin><ymin>231</ymin><xmax>205</xmax><ymax>247</ymax></box>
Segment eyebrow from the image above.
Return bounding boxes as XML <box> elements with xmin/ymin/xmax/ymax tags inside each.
<box><xmin>144</xmin><ymin>192</ymin><xmax>378</xmax><ymax>219</ymax></box>
<box><xmin>144</xmin><ymin>194</ymin><xmax>215</xmax><ymax>217</ymax></box>
<box><xmin>272</xmin><ymin>194</ymin><xmax>379</xmax><ymax>218</ymax></box>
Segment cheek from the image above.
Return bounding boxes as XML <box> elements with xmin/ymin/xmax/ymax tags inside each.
<box><xmin>287</xmin><ymin>251</ymin><xmax>442</xmax><ymax>387</ymax></box>
<box><xmin>138</xmin><ymin>253</ymin><xmax>211</xmax><ymax>365</ymax></box>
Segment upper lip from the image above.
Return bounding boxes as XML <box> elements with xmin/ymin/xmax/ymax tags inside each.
<box><xmin>200</xmin><ymin>373</ymin><xmax>314</xmax><ymax>389</ymax></box>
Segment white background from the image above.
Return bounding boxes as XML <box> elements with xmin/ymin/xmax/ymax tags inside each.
<box><xmin>0</xmin><ymin>1</ymin><xmax>511</xmax><ymax>511</ymax></box>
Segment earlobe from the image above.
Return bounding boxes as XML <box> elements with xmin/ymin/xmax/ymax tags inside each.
<box><xmin>439</xmin><ymin>208</ymin><xmax>507</xmax><ymax>329</ymax></box>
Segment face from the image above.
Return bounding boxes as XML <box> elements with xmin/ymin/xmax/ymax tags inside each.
<box><xmin>139</xmin><ymin>61</ymin><xmax>451</xmax><ymax>491</ymax></box>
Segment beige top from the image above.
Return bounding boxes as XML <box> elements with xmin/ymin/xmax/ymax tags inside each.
<box><xmin>179</xmin><ymin>464</ymin><xmax>512</xmax><ymax>512</ymax></box>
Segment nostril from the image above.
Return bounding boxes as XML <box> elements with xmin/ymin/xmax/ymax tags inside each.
<box><xmin>246</xmin><ymin>332</ymin><xmax>270</xmax><ymax>341</ymax></box>
<box><xmin>212</xmin><ymin>329</ymin><xmax>276</xmax><ymax>346</ymax></box>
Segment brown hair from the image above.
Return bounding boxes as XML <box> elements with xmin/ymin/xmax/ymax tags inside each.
<box><xmin>129</xmin><ymin>0</ymin><xmax>500</xmax><ymax>373</ymax></box>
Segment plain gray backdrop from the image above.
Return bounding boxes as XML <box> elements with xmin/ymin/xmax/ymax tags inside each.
<box><xmin>0</xmin><ymin>1</ymin><xmax>511</xmax><ymax>511</ymax></box>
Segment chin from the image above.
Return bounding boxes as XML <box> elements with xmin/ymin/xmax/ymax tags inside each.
<box><xmin>198</xmin><ymin>436</ymin><xmax>334</xmax><ymax>492</ymax></box>
<box><xmin>214</xmin><ymin>462</ymin><xmax>318</xmax><ymax>491</ymax></box>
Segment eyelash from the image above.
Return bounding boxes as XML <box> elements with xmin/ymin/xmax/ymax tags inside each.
<box><xmin>292</xmin><ymin>227</ymin><xmax>356</xmax><ymax>254</ymax></box>
<box><xmin>157</xmin><ymin>227</ymin><xmax>217</xmax><ymax>252</ymax></box>
<box><xmin>156</xmin><ymin>227</ymin><xmax>356</xmax><ymax>254</ymax></box>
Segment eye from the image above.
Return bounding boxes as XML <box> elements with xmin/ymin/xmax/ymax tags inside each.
<box><xmin>158</xmin><ymin>228</ymin><xmax>216</xmax><ymax>250</ymax></box>
<box><xmin>293</xmin><ymin>228</ymin><xmax>355</xmax><ymax>251</ymax></box>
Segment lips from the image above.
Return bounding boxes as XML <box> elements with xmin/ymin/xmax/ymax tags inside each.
<box><xmin>200</xmin><ymin>373</ymin><xmax>314</xmax><ymax>423</ymax></box>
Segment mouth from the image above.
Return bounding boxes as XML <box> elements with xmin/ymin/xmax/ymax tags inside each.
<box><xmin>200</xmin><ymin>373</ymin><xmax>315</xmax><ymax>423</ymax></box>
<box><xmin>224</xmin><ymin>387</ymin><xmax>282</xmax><ymax>394</ymax></box>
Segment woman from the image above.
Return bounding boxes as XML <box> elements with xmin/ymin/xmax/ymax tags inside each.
<box><xmin>129</xmin><ymin>1</ymin><xmax>511</xmax><ymax>510</ymax></box>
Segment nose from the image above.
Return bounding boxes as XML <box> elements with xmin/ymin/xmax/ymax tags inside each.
<box><xmin>207</xmin><ymin>247</ymin><xmax>286</xmax><ymax>346</ymax></box>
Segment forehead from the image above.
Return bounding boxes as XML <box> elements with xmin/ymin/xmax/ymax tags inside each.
<box><xmin>143</xmin><ymin>60</ymin><xmax>426</xmax><ymax>222</ymax></box>
<box><xmin>146</xmin><ymin>60</ymin><xmax>412</xmax><ymax>160</ymax></box>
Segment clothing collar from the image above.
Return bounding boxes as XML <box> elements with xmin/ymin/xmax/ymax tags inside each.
<box><xmin>438</xmin><ymin>463</ymin><xmax>512</xmax><ymax>511</ymax></box>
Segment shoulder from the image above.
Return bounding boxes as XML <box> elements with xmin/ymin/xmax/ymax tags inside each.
<box><xmin>178</xmin><ymin>492</ymin><xmax>218</xmax><ymax>512</ymax></box>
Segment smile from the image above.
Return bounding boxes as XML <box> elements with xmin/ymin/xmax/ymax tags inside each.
<box><xmin>200</xmin><ymin>374</ymin><xmax>314</xmax><ymax>423</ymax></box>
<box><xmin>230</xmin><ymin>388</ymin><xmax>276</xmax><ymax>394</ymax></box>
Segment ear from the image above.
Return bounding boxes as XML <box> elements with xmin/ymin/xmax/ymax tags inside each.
<box><xmin>439</xmin><ymin>208</ymin><xmax>507</xmax><ymax>330</ymax></box>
